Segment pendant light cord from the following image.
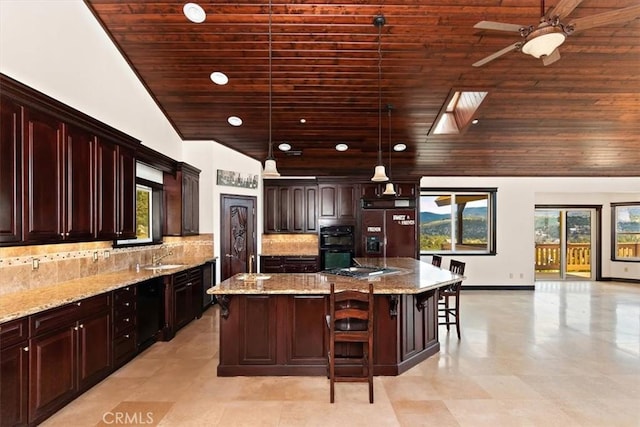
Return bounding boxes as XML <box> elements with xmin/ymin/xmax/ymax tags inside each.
<box><xmin>268</xmin><ymin>0</ymin><xmax>273</xmax><ymax>159</ymax></box>
<box><xmin>388</xmin><ymin>104</ymin><xmax>392</xmax><ymax>178</ymax></box>
<box><xmin>377</xmin><ymin>18</ymin><xmax>383</xmax><ymax>165</ymax></box>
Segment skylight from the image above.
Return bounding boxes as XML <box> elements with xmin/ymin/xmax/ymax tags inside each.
<box><xmin>431</xmin><ymin>90</ymin><xmax>488</xmax><ymax>135</ymax></box>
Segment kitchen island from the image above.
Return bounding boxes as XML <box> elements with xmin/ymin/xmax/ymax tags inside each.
<box><xmin>207</xmin><ymin>257</ymin><xmax>463</xmax><ymax>377</ymax></box>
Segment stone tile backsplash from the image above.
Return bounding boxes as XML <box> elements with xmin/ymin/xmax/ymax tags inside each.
<box><xmin>260</xmin><ymin>233</ymin><xmax>319</xmax><ymax>256</ymax></box>
<box><xmin>0</xmin><ymin>235</ymin><xmax>214</xmax><ymax>296</ymax></box>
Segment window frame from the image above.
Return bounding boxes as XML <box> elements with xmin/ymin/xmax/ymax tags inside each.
<box><xmin>114</xmin><ymin>177</ymin><xmax>164</xmax><ymax>248</ymax></box>
<box><xmin>419</xmin><ymin>187</ymin><xmax>497</xmax><ymax>256</ymax></box>
<box><xmin>611</xmin><ymin>201</ymin><xmax>640</xmax><ymax>262</ymax></box>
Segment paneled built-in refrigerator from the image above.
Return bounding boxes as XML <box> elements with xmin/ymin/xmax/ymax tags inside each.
<box><xmin>361</xmin><ymin>208</ymin><xmax>417</xmax><ymax>258</ymax></box>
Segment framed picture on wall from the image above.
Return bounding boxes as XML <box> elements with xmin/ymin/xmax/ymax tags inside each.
<box><xmin>217</xmin><ymin>169</ymin><xmax>259</xmax><ymax>189</ymax></box>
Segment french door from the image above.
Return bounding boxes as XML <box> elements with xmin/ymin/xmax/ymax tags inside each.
<box><xmin>534</xmin><ymin>207</ymin><xmax>598</xmax><ymax>281</ymax></box>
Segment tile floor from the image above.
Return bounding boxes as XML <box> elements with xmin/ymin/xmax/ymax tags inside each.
<box><xmin>42</xmin><ymin>281</ymin><xmax>640</xmax><ymax>426</ymax></box>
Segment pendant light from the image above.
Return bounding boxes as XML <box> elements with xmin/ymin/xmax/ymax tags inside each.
<box><xmin>383</xmin><ymin>104</ymin><xmax>396</xmax><ymax>195</ymax></box>
<box><xmin>371</xmin><ymin>15</ymin><xmax>389</xmax><ymax>182</ymax></box>
<box><xmin>262</xmin><ymin>0</ymin><xmax>280</xmax><ymax>178</ymax></box>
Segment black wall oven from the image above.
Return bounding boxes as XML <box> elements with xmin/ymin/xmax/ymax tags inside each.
<box><xmin>320</xmin><ymin>225</ymin><xmax>354</xmax><ymax>270</ymax></box>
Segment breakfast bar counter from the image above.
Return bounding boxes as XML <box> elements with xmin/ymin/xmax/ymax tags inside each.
<box><xmin>207</xmin><ymin>257</ymin><xmax>463</xmax><ymax>376</ymax></box>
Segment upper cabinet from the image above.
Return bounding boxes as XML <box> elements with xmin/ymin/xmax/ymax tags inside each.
<box><xmin>164</xmin><ymin>162</ymin><xmax>200</xmax><ymax>236</ymax></box>
<box><xmin>264</xmin><ymin>180</ymin><xmax>317</xmax><ymax>233</ymax></box>
<box><xmin>0</xmin><ymin>74</ymin><xmax>140</xmax><ymax>247</ymax></box>
<box><xmin>360</xmin><ymin>182</ymin><xmax>417</xmax><ymax>200</ymax></box>
<box><xmin>318</xmin><ymin>181</ymin><xmax>358</xmax><ymax>224</ymax></box>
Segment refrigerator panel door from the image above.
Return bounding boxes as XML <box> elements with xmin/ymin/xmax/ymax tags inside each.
<box><xmin>385</xmin><ymin>209</ymin><xmax>417</xmax><ymax>258</ymax></box>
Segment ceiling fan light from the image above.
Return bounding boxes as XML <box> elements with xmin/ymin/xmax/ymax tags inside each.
<box><xmin>522</xmin><ymin>29</ymin><xmax>566</xmax><ymax>58</ymax></box>
<box><xmin>263</xmin><ymin>158</ymin><xmax>280</xmax><ymax>177</ymax></box>
<box><xmin>371</xmin><ymin>165</ymin><xmax>389</xmax><ymax>182</ymax></box>
<box><xmin>382</xmin><ymin>182</ymin><xmax>396</xmax><ymax>195</ymax></box>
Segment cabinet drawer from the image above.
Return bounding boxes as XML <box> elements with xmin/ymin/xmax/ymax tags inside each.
<box><xmin>113</xmin><ymin>314</ymin><xmax>136</xmax><ymax>336</ymax></box>
<box><xmin>0</xmin><ymin>317</ymin><xmax>29</xmax><ymax>349</ymax></box>
<box><xmin>30</xmin><ymin>293</ymin><xmax>110</xmax><ymax>336</ymax></box>
<box><xmin>113</xmin><ymin>331</ymin><xmax>137</xmax><ymax>364</ymax></box>
<box><xmin>114</xmin><ymin>286</ymin><xmax>136</xmax><ymax>306</ymax></box>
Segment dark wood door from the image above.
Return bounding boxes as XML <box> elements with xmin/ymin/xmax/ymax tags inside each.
<box><xmin>220</xmin><ymin>194</ymin><xmax>257</xmax><ymax>281</ymax></box>
<box><xmin>0</xmin><ymin>344</ymin><xmax>29</xmax><ymax>426</ymax></box>
<box><xmin>0</xmin><ymin>97</ymin><xmax>22</xmax><ymax>244</ymax></box>
<box><xmin>64</xmin><ymin>124</ymin><xmax>96</xmax><ymax>241</ymax></box>
<box><xmin>29</xmin><ymin>327</ymin><xmax>76</xmax><ymax>425</ymax></box>
<box><xmin>22</xmin><ymin>107</ymin><xmax>64</xmax><ymax>243</ymax></box>
<box><xmin>77</xmin><ymin>311</ymin><xmax>112</xmax><ymax>391</ymax></box>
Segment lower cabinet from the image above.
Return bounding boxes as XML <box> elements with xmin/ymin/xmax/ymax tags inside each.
<box><xmin>28</xmin><ymin>294</ymin><xmax>111</xmax><ymax>425</ymax></box>
<box><xmin>0</xmin><ymin>318</ymin><xmax>29</xmax><ymax>427</ymax></box>
<box><xmin>164</xmin><ymin>266</ymin><xmax>203</xmax><ymax>339</ymax></box>
<box><xmin>113</xmin><ymin>285</ymin><xmax>137</xmax><ymax>368</ymax></box>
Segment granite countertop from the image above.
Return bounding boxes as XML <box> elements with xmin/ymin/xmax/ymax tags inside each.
<box><xmin>208</xmin><ymin>257</ymin><xmax>464</xmax><ymax>296</ymax></box>
<box><xmin>0</xmin><ymin>256</ymin><xmax>215</xmax><ymax>324</ymax></box>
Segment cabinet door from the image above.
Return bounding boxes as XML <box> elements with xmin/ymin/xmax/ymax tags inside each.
<box><xmin>22</xmin><ymin>107</ymin><xmax>64</xmax><ymax>243</ymax></box>
<box><xmin>64</xmin><ymin>125</ymin><xmax>96</xmax><ymax>241</ymax></box>
<box><xmin>181</xmin><ymin>171</ymin><xmax>199</xmax><ymax>235</ymax></box>
<box><xmin>77</xmin><ymin>311</ymin><xmax>112</xmax><ymax>391</ymax></box>
<box><xmin>336</xmin><ymin>185</ymin><xmax>357</xmax><ymax>220</ymax></box>
<box><xmin>291</xmin><ymin>186</ymin><xmax>306</xmax><ymax>232</ymax></box>
<box><xmin>0</xmin><ymin>344</ymin><xmax>29</xmax><ymax>426</ymax></box>
<box><xmin>96</xmin><ymin>138</ymin><xmax>118</xmax><ymax>240</ymax></box>
<box><xmin>118</xmin><ymin>145</ymin><xmax>136</xmax><ymax>239</ymax></box>
<box><xmin>29</xmin><ymin>327</ymin><xmax>76</xmax><ymax>425</ymax></box>
<box><xmin>318</xmin><ymin>184</ymin><xmax>337</xmax><ymax>218</ymax></box>
<box><xmin>305</xmin><ymin>186</ymin><xmax>318</xmax><ymax>232</ymax></box>
<box><xmin>0</xmin><ymin>97</ymin><xmax>22</xmax><ymax>244</ymax></box>
<box><xmin>285</xmin><ymin>296</ymin><xmax>327</xmax><ymax>364</ymax></box>
<box><xmin>318</xmin><ymin>184</ymin><xmax>356</xmax><ymax>222</ymax></box>
<box><xmin>173</xmin><ymin>284</ymin><xmax>192</xmax><ymax>331</ymax></box>
<box><xmin>263</xmin><ymin>185</ymin><xmax>279</xmax><ymax>233</ymax></box>
<box><xmin>277</xmin><ymin>186</ymin><xmax>291</xmax><ymax>232</ymax></box>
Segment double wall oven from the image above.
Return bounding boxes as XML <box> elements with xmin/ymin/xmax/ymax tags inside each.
<box><xmin>320</xmin><ymin>225</ymin><xmax>355</xmax><ymax>270</ymax></box>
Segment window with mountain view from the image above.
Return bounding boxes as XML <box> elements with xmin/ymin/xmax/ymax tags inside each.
<box><xmin>419</xmin><ymin>189</ymin><xmax>496</xmax><ymax>255</ymax></box>
<box><xmin>612</xmin><ymin>202</ymin><xmax>640</xmax><ymax>261</ymax></box>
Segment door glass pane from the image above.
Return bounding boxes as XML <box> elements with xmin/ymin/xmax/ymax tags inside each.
<box><xmin>535</xmin><ymin>209</ymin><xmax>561</xmax><ymax>280</ymax></box>
<box><xmin>565</xmin><ymin>210</ymin><xmax>592</xmax><ymax>279</ymax></box>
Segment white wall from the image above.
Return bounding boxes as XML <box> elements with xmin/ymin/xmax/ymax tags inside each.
<box><xmin>2</xmin><ymin>1</ymin><xmax>637</xmax><ymax>287</ymax></box>
<box><xmin>421</xmin><ymin>177</ymin><xmax>640</xmax><ymax>286</ymax></box>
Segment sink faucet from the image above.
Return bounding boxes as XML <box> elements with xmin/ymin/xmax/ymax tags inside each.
<box><xmin>152</xmin><ymin>249</ymin><xmax>173</xmax><ymax>266</ymax></box>
<box><xmin>249</xmin><ymin>255</ymin><xmax>254</xmax><ymax>275</ymax></box>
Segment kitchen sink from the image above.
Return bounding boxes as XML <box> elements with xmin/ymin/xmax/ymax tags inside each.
<box><xmin>143</xmin><ymin>264</ymin><xmax>185</xmax><ymax>271</ymax></box>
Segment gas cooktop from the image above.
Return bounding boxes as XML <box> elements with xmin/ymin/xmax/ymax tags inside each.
<box><xmin>322</xmin><ymin>265</ymin><xmax>400</xmax><ymax>279</ymax></box>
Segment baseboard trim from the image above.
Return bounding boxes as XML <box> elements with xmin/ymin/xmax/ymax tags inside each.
<box><xmin>600</xmin><ymin>277</ymin><xmax>640</xmax><ymax>284</ymax></box>
<box><xmin>461</xmin><ymin>285</ymin><xmax>535</xmax><ymax>291</ymax></box>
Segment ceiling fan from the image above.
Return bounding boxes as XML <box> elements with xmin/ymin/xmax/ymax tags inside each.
<box><xmin>472</xmin><ymin>0</ymin><xmax>640</xmax><ymax>67</ymax></box>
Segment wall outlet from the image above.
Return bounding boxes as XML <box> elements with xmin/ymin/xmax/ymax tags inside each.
<box><xmin>32</xmin><ymin>258</ymin><xmax>39</xmax><ymax>270</ymax></box>
<box><xmin>104</xmin><ymin>250</ymin><xmax>110</xmax><ymax>259</ymax></box>
<box><xmin>509</xmin><ymin>273</ymin><xmax>513</xmax><ymax>279</ymax></box>
<box><xmin>519</xmin><ymin>273</ymin><xmax>524</xmax><ymax>279</ymax></box>
<box><xmin>93</xmin><ymin>251</ymin><xmax>99</xmax><ymax>262</ymax></box>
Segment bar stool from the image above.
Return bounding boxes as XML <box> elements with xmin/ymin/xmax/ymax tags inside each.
<box><xmin>431</xmin><ymin>254</ymin><xmax>443</xmax><ymax>267</ymax></box>
<box><xmin>438</xmin><ymin>260</ymin><xmax>465</xmax><ymax>339</ymax></box>
<box><xmin>327</xmin><ymin>283</ymin><xmax>374</xmax><ymax>403</ymax></box>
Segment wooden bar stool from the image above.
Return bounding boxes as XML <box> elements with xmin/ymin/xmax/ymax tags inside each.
<box><xmin>438</xmin><ymin>260</ymin><xmax>466</xmax><ymax>339</ymax></box>
<box><xmin>431</xmin><ymin>254</ymin><xmax>443</xmax><ymax>267</ymax></box>
<box><xmin>327</xmin><ymin>283</ymin><xmax>374</xmax><ymax>403</ymax></box>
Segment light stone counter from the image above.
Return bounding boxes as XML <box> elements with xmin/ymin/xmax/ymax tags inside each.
<box><xmin>0</xmin><ymin>256</ymin><xmax>215</xmax><ymax>324</ymax></box>
<box><xmin>208</xmin><ymin>257</ymin><xmax>464</xmax><ymax>295</ymax></box>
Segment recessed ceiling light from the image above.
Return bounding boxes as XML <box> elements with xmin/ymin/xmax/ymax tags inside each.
<box><xmin>227</xmin><ymin>116</ymin><xmax>242</xmax><ymax>126</ymax></box>
<box><xmin>299</xmin><ymin>118</ymin><xmax>306</xmax><ymax>124</ymax></box>
<box><xmin>393</xmin><ymin>143</ymin><xmax>407</xmax><ymax>152</ymax></box>
<box><xmin>472</xmin><ymin>119</ymin><xmax>479</xmax><ymax>125</ymax></box>
<box><xmin>210</xmin><ymin>72</ymin><xmax>228</xmax><ymax>85</ymax></box>
<box><xmin>183</xmin><ymin>3</ymin><xmax>206</xmax><ymax>23</ymax></box>
<box><xmin>278</xmin><ymin>143</ymin><xmax>291</xmax><ymax>151</ymax></box>
<box><xmin>335</xmin><ymin>143</ymin><xmax>348</xmax><ymax>152</ymax></box>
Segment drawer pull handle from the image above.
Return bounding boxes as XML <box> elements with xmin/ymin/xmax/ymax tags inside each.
<box><xmin>76</xmin><ymin>302</ymin><xmax>82</xmax><ymax>306</ymax></box>
<box><xmin>124</xmin><ymin>318</ymin><xmax>130</xmax><ymax>322</ymax></box>
<box><xmin>79</xmin><ymin>324</ymin><xmax>84</xmax><ymax>329</ymax></box>
<box><xmin>74</xmin><ymin>326</ymin><xmax>79</xmax><ymax>331</ymax></box>
<box><xmin>23</xmin><ymin>346</ymin><xmax>29</xmax><ymax>352</ymax></box>
<box><xmin>124</xmin><ymin>334</ymin><xmax>130</xmax><ymax>339</ymax></box>
<box><xmin>124</xmin><ymin>302</ymin><xmax>130</xmax><ymax>307</ymax></box>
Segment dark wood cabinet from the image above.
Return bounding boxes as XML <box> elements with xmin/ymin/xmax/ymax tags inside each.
<box><xmin>0</xmin><ymin>318</ymin><xmax>29</xmax><ymax>427</ymax></box>
<box><xmin>0</xmin><ymin>97</ymin><xmax>22</xmax><ymax>244</ymax></box>
<box><xmin>28</xmin><ymin>294</ymin><xmax>111</xmax><ymax>425</ymax></box>
<box><xmin>112</xmin><ymin>286</ymin><xmax>137</xmax><ymax>368</ymax></box>
<box><xmin>165</xmin><ymin>267</ymin><xmax>203</xmax><ymax>338</ymax></box>
<box><xmin>96</xmin><ymin>138</ymin><xmax>136</xmax><ymax>240</ymax></box>
<box><xmin>1</xmin><ymin>74</ymin><xmax>140</xmax><ymax>247</ymax></box>
<box><xmin>361</xmin><ymin>182</ymin><xmax>416</xmax><ymax>199</ymax></box>
<box><xmin>264</xmin><ymin>181</ymin><xmax>317</xmax><ymax>233</ymax></box>
<box><xmin>318</xmin><ymin>182</ymin><xmax>358</xmax><ymax>224</ymax></box>
<box><xmin>260</xmin><ymin>256</ymin><xmax>319</xmax><ymax>273</ymax></box>
<box><xmin>164</xmin><ymin>162</ymin><xmax>200</xmax><ymax>236</ymax></box>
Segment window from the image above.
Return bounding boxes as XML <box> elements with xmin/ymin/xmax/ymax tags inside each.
<box><xmin>115</xmin><ymin>163</ymin><xmax>164</xmax><ymax>247</ymax></box>
<box><xmin>611</xmin><ymin>202</ymin><xmax>640</xmax><ymax>261</ymax></box>
<box><xmin>420</xmin><ymin>189</ymin><xmax>496</xmax><ymax>255</ymax></box>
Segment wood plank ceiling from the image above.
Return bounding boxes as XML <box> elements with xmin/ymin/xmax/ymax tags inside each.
<box><xmin>84</xmin><ymin>0</ymin><xmax>640</xmax><ymax>179</ymax></box>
